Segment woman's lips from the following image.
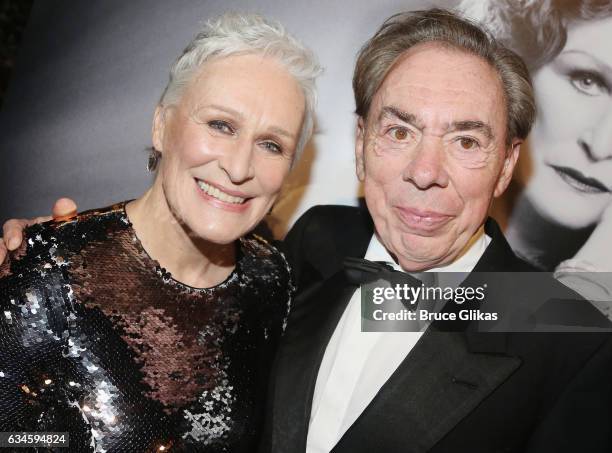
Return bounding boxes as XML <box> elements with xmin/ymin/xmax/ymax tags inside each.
<box><xmin>194</xmin><ymin>178</ymin><xmax>252</xmax><ymax>212</ymax></box>
<box><xmin>550</xmin><ymin>165</ymin><xmax>610</xmax><ymax>194</ymax></box>
<box><xmin>394</xmin><ymin>206</ymin><xmax>454</xmax><ymax>232</ymax></box>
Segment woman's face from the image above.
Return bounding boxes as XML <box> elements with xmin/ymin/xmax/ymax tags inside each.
<box><xmin>153</xmin><ymin>54</ymin><xmax>305</xmax><ymax>244</ymax></box>
<box><xmin>526</xmin><ymin>16</ymin><xmax>612</xmax><ymax>228</ymax></box>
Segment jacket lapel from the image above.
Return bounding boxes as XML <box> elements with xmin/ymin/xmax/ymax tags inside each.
<box><xmin>267</xmin><ymin>270</ymin><xmax>359</xmax><ymax>453</ymax></box>
<box><xmin>332</xmin><ymin>326</ymin><xmax>520</xmax><ymax>453</ymax></box>
<box><xmin>475</xmin><ymin>218</ymin><xmax>530</xmax><ymax>272</ymax></box>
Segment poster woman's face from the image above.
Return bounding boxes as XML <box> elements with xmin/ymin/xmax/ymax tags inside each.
<box><xmin>526</xmin><ymin>16</ymin><xmax>612</xmax><ymax>228</ymax></box>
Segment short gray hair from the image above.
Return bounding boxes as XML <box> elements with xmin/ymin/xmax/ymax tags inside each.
<box><xmin>353</xmin><ymin>8</ymin><xmax>535</xmax><ymax>145</ymax></box>
<box><xmin>160</xmin><ymin>12</ymin><xmax>322</xmax><ymax>160</ymax></box>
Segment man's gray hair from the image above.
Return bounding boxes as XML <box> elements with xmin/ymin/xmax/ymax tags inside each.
<box><xmin>353</xmin><ymin>8</ymin><xmax>535</xmax><ymax>145</ymax></box>
<box><xmin>160</xmin><ymin>12</ymin><xmax>322</xmax><ymax>160</ymax></box>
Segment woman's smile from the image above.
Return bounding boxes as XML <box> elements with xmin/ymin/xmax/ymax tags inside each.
<box><xmin>194</xmin><ymin>178</ymin><xmax>252</xmax><ymax>213</ymax></box>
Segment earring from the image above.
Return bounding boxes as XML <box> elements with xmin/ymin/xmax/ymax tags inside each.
<box><xmin>147</xmin><ymin>148</ymin><xmax>161</xmax><ymax>172</ymax></box>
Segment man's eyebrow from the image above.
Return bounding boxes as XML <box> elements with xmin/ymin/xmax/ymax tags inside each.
<box><xmin>378</xmin><ymin>106</ymin><xmax>494</xmax><ymax>139</ymax></box>
<box><xmin>379</xmin><ymin>106</ymin><xmax>423</xmax><ymax>128</ymax></box>
<box><xmin>448</xmin><ymin>120</ymin><xmax>494</xmax><ymax>140</ymax></box>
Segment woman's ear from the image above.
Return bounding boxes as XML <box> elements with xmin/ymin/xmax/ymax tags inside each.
<box><xmin>152</xmin><ymin>105</ymin><xmax>166</xmax><ymax>152</ymax></box>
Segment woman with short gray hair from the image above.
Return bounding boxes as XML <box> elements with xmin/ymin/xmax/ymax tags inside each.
<box><xmin>0</xmin><ymin>12</ymin><xmax>320</xmax><ymax>452</ymax></box>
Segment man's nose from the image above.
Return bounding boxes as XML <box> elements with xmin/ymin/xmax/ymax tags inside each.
<box><xmin>218</xmin><ymin>137</ymin><xmax>255</xmax><ymax>183</ymax></box>
<box><xmin>579</xmin><ymin>105</ymin><xmax>612</xmax><ymax>162</ymax></box>
<box><xmin>401</xmin><ymin>136</ymin><xmax>449</xmax><ymax>189</ymax></box>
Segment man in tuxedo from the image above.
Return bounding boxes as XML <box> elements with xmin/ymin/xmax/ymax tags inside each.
<box><xmin>263</xmin><ymin>9</ymin><xmax>612</xmax><ymax>453</ymax></box>
<box><xmin>2</xmin><ymin>8</ymin><xmax>611</xmax><ymax>453</ymax></box>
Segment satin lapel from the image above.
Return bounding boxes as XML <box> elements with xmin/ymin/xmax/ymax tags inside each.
<box><xmin>332</xmin><ymin>326</ymin><xmax>520</xmax><ymax>453</ymax></box>
<box><xmin>476</xmin><ymin>218</ymin><xmax>528</xmax><ymax>272</ymax></box>
<box><xmin>268</xmin><ymin>270</ymin><xmax>358</xmax><ymax>453</ymax></box>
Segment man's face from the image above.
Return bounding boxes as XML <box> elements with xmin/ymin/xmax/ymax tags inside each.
<box><xmin>356</xmin><ymin>42</ymin><xmax>520</xmax><ymax>271</ymax></box>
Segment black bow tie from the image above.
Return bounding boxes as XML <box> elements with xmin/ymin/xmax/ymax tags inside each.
<box><xmin>343</xmin><ymin>256</ymin><xmax>431</xmax><ymax>287</ymax></box>
<box><xmin>345</xmin><ymin>257</ymin><xmax>443</xmax><ymax>321</ymax></box>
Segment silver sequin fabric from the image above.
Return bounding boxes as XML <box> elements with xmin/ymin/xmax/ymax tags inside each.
<box><xmin>0</xmin><ymin>202</ymin><xmax>292</xmax><ymax>452</ymax></box>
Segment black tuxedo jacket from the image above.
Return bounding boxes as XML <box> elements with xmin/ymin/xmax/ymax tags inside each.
<box><xmin>263</xmin><ymin>204</ymin><xmax>612</xmax><ymax>453</ymax></box>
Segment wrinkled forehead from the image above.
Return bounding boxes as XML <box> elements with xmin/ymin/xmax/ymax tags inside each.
<box><xmin>178</xmin><ymin>54</ymin><xmax>306</xmax><ymax>121</ymax></box>
<box><xmin>370</xmin><ymin>43</ymin><xmax>507</xmax><ymax>134</ymax></box>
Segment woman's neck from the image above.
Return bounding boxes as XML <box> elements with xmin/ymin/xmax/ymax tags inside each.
<box><xmin>126</xmin><ymin>184</ymin><xmax>236</xmax><ymax>288</ymax></box>
<box><xmin>506</xmin><ymin>194</ymin><xmax>593</xmax><ymax>270</ymax></box>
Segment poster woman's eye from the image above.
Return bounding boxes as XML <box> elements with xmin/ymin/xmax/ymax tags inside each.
<box><xmin>569</xmin><ymin>70</ymin><xmax>609</xmax><ymax>96</ymax></box>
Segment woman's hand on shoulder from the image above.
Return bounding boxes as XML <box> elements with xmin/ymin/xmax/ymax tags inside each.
<box><xmin>0</xmin><ymin>198</ymin><xmax>77</xmax><ymax>264</ymax></box>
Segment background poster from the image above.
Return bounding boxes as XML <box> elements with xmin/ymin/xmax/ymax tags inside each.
<box><xmin>1</xmin><ymin>0</ymin><xmax>611</xmax><ymax>274</ymax></box>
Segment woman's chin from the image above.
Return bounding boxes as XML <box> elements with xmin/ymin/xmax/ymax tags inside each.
<box><xmin>526</xmin><ymin>177</ymin><xmax>607</xmax><ymax>229</ymax></box>
<box><xmin>169</xmin><ymin>192</ymin><xmax>269</xmax><ymax>244</ymax></box>
<box><xmin>530</xmin><ymin>197</ymin><xmax>601</xmax><ymax>230</ymax></box>
<box><xmin>187</xmin><ymin>225</ymin><xmax>246</xmax><ymax>245</ymax></box>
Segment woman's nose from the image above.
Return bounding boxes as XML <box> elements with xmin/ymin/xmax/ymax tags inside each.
<box><xmin>579</xmin><ymin>105</ymin><xmax>612</xmax><ymax>161</ymax></box>
<box><xmin>218</xmin><ymin>138</ymin><xmax>256</xmax><ymax>184</ymax></box>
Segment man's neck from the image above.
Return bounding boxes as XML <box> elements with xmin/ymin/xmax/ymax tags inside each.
<box><xmin>369</xmin><ymin>225</ymin><xmax>488</xmax><ymax>273</ymax></box>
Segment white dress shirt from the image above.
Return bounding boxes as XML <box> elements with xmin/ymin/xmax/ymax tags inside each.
<box><xmin>306</xmin><ymin>227</ymin><xmax>491</xmax><ymax>453</ymax></box>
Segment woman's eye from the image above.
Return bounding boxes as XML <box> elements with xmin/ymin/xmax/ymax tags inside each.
<box><xmin>389</xmin><ymin>127</ymin><xmax>409</xmax><ymax>141</ymax></box>
<box><xmin>457</xmin><ymin>137</ymin><xmax>479</xmax><ymax>150</ymax></box>
<box><xmin>208</xmin><ymin>120</ymin><xmax>234</xmax><ymax>134</ymax></box>
<box><xmin>569</xmin><ymin>71</ymin><xmax>609</xmax><ymax>96</ymax></box>
<box><xmin>261</xmin><ymin>141</ymin><xmax>282</xmax><ymax>154</ymax></box>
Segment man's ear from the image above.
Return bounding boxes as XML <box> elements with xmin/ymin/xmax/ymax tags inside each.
<box><xmin>152</xmin><ymin>105</ymin><xmax>167</xmax><ymax>152</ymax></box>
<box><xmin>355</xmin><ymin>116</ymin><xmax>366</xmax><ymax>181</ymax></box>
<box><xmin>494</xmin><ymin>139</ymin><xmax>521</xmax><ymax>197</ymax></box>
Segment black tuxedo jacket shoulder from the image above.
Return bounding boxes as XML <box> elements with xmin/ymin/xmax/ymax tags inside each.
<box><xmin>264</xmin><ymin>204</ymin><xmax>612</xmax><ymax>453</ymax></box>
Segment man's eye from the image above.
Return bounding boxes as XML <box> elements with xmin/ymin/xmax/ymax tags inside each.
<box><xmin>569</xmin><ymin>71</ymin><xmax>609</xmax><ymax>96</ymax></box>
<box><xmin>208</xmin><ymin>120</ymin><xmax>234</xmax><ymax>134</ymax></box>
<box><xmin>388</xmin><ymin>127</ymin><xmax>409</xmax><ymax>141</ymax></box>
<box><xmin>261</xmin><ymin>141</ymin><xmax>282</xmax><ymax>154</ymax></box>
<box><xmin>457</xmin><ymin>137</ymin><xmax>479</xmax><ymax>150</ymax></box>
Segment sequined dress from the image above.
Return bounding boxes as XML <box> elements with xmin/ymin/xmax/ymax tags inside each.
<box><xmin>0</xmin><ymin>203</ymin><xmax>292</xmax><ymax>452</ymax></box>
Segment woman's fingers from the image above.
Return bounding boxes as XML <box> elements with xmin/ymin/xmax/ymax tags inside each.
<box><xmin>28</xmin><ymin>216</ymin><xmax>53</xmax><ymax>225</ymax></box>
<box><xmin>0</xmin><ymin>241</ymin><xmax>7</xmax><ymax>265</ymax></box>
<box><xmin>1</xmin><ymin>218</ymin><xmax>27</xmax><ymax>264</ymax></box>
<box><xmin>52</xmin><ymin>197</ymin><xmax>78</xmax><ymax>221</ymax></box>
<box><xmin>3</xmin><ymin>218</ymin><xmax>29</xmax><ymax>251</ymax></box>
<box><xmin>1</xmin><ymin>218</ymin><xmax>29</xmax><ymax>263</ymax></box>
<box><xmin>0</xmin><ymin>199</ymin><xmax>78</xmax><ymax>265</ymax></box>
